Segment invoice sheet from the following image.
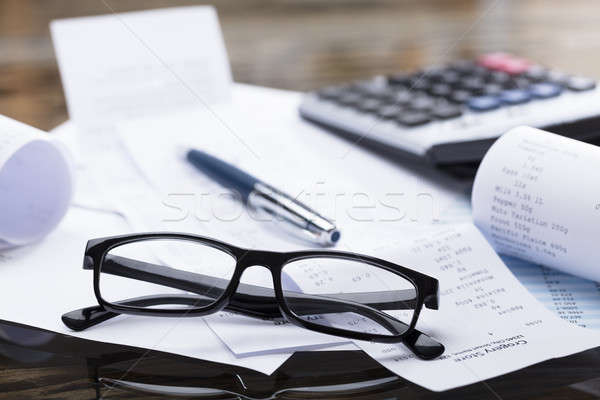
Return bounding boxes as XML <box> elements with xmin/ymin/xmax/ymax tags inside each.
<box><xmin>302</xmin><ymin>223</ymin><xmax>600</xmax><ymax>392</ymax></box>
<box><xmin>0</xmin><ymin>207</ymin><xmax>291</xmax><ymax>375</ymax></box>
<box><xmin>472</xmin><ymin>126</ymin><xmax>600</xmax><ymax>282</ymax></box>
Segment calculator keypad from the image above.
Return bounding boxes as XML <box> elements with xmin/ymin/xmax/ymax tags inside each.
<box><xmin>315</xmin><ymin>53</ymin><xmax>596</xmax><ymax>127</ymax></box>
<box><xmin>302</xmin><ymin>52</ymin><xmax>600</xmax><ymax>162</ymax></box>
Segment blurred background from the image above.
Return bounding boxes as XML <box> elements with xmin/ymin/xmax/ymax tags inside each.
<box><xmin>1</xmin><ymin>0</ymin><xmax>599</xmax><ymax>131</ymax></box>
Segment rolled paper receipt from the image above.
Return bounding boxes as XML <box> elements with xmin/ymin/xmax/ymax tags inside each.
<box><xmin>0</xmin><ymin>115</ymin><xmax>73</xmax><ymax>248</ymax></box>
<box><xmin>472</xmin><ymin>126</ymin><xmax>600</xmax><ymax>282</ymax></box>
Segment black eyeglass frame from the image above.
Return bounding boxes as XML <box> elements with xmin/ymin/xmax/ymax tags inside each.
<box><xmin>84</xmin><ymin>232</ymin><xmax>439</xmax><ymax>344</ymax></box>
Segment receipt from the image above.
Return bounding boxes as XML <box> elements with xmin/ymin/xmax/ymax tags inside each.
<box><xmin>472</xmin><ymin>126</ymin><xmax>600</xmax><ymax>282</ymax></box>
<box><xmin>298</xmin><ymin>223</ymin><xmax>600</xmax><ymax>391</ymax></box>
<box><xmin>49</xmin><ymin>5</ymin><xmax>234</xmax><ymax>212</ymax></box>
<box><xmin>0</xmin><ymin>115</ymin><xmax>72</xmax><ymax>247</ymax></box>
<box><xmin>50</xmin><ymin>6</ymin><xmax>232</xmax><ymax>136</ymax></box>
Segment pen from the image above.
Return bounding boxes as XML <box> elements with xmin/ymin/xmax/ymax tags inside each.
<box><xmin>186</xmin><ymin>149</ymin><xmax>341</xmax><ymax>246</ymax></box>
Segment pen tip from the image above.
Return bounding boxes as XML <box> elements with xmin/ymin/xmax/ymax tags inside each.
<box><xmin>177</xmin><ymin>145</ymin><xmax>192</xmax><ymax>160</ymax></box>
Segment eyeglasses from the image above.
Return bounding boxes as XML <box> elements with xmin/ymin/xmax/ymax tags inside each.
<box><xmin>62</xmin><ymin>233</ymin><xmax>444</xmax><ymax>360</ymax></box>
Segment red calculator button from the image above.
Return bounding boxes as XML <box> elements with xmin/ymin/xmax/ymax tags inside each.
<box><xmin>478</xmin><ymin>52</ymin><xmax>512</xmax><ymax>69</ymax></box>
<box><xmin>498</xmin><ymin>57</ymin><xmax>532</xmax><ymax>74</ymax></box>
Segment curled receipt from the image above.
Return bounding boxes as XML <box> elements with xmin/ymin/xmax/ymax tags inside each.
<box><xmin>473</xmin><ymin>126</ymin><xmax>600</xmax><ymax>282</ymax></box>
<box><xmin>0</xmin><ymin>115</ymin><xmax>72</xmax><ymax>248</ymax></box>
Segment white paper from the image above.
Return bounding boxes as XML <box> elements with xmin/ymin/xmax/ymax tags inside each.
<box><xmin>49</xmin><ymin>4</ymin><xmax>235</xmax><ymax>218</ymax></box>
<box><xmin>0</xmin><ymin>206</ymin><xmax>290</xmax><ymax>375</ymax></box>
<box><xmin>117</xmin><ymin>84</ymin><xmax>469</xmax><ymax>251</ymax></box>
<box><xmin>50</xmin><ymin>121</ymin><xmax>119</xmax><ymax>213</ymax></box>
<box><xmin>50</xmin><ymin>6</ymin><xmax>232</xmax><ymax>136</ymax></box>
<box><xmin>0</xmin><ymin>115</ymin><xmax>72</xmax><ymax>247</ymax></box>
<box><xmin>115</xmin><ymin>84</ymin><xmax>468</xmax><ymax>355</ymax></box>
<box><xmin>472</xmin><ymin>126</ymin><xmax>600</xmax><ymax>282</ymax></box>
<box><xmin>283</xmin><ymin>222</ymin><xmax>600</xmax><ymax>391</ymax></box>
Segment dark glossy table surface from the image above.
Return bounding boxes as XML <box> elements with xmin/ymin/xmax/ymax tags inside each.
<box><xmin>2</xmin><ymin>1</ymin><xmax>600</xmax><ymax>398</ymax></box>
<box><xmin>1</xmin><ymin>320</ymin><xmax>600</xmax><ymax>400</ymax></box>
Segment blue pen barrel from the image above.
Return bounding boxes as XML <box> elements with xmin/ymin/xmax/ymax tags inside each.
<box><xmin>186</xmin><ymin>149</ymin><xmax>259</xmax><ymax>201</ymax></box>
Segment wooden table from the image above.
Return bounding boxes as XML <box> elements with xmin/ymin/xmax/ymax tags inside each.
<box><xmin>1</xmin><ymin>1</ymin><xmax>600</xmax><ymax>398</ymax></box>
<box><xmin>2</xmin><ymin>0</ymin><xmax>600</xmax><ymax>131</ymax></box>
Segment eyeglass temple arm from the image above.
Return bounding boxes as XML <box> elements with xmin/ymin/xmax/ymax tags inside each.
<box><xmin>63</xmin><ymin>291</ymin><xmax>404</xmax><ymax>335</ymax></box>
<box><xmin>62</xmin><ymin>294</ymin><xmax>442</xmax><ymax>360</ymax></box>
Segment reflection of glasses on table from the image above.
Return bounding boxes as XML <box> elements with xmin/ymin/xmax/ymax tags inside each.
<box><xmin>62</xmin><ymin>233</ymin><xmax>444</xmax><ymax>360</ymax></box>
<box><xmin>88</xmin><ymin>346</ymin><xmax>410</xmax><ymax>399</ymax></box>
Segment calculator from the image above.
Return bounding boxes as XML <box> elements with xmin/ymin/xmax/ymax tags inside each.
<box><xmin>299</xmin><ymin>53</ymin><xmax>600</xmax><ymax>177</ymax></box>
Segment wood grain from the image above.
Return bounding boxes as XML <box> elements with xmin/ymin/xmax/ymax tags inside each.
<box><xmin>1</xmin><ymin>0</ymin><xmax>600</xmax><ymax>130</ymax></box>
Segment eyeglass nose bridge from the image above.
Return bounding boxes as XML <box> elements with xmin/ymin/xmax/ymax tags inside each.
<box><xmin>232</xmin><ymin>251</ymin><xmax>286</xmax><ymax>296</ymax></box>
<box><xmin>234</xmin><ymin>250</ymin><xmax>285</xmax><ymax>272</ymax></box>
<box><xmin>223</xmin><ymin>257</ymin><xmax>288</xmax><ymax>322</ymax></box>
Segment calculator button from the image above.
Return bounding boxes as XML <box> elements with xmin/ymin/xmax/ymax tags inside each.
<box><xmin>449</xmin><ymin>90</ymin><xmax>472</xmax><ymax>104</ymax></box>
<box><xmin>408</xmin><ymin>77</ymin><xmax>431</xmax><ymax>91</ymax></box>
<box><xmin>450</xmin><ymin>60</ymin><xmax>479</xmax><ymax>74</ymax></box>
<box><xmin>396</xmin><ymin>112</ymin><xmax>431</xmax><ymax>126</ymax></box>
<box><xmin>409</xmin><ymin>96</ymin><xmax>436</xmax><ymax>112</ymax></box>
<box><xmin>361</xmin><ymin>87</ymin><xmax>396</xmax><ymax>101</ymax></box>
<box><xmin>350</xmin><ymin>80</ymin><xmax>373</xmax><ymax>92</ymax></box>
<box><xmin>529</xmin><ymin>83</ymin><xmax>563</xmax><ymax>99</ymax></box>
<box><xmin>439</xmin><ymin>70</ymin><xmax>462</xmax><ymax>86</ymax></box>
<box><xmin>511</xmin><ymin>77</ymin><xmax>532</xmax><ymax>89</ymax></box>
<box><xmin>421</xmin><ymin>66</ymin><xmax>446</xmax><ymax>81</ymax></box>
<box><xmin>460</xmin><ymin>77</ymin><xmax>486</xmax><ymax>94</ymax></box>
<box><xmin>318</xmin><ymin>86</ymin><xmax>346</xmax><ymax>100</ymax></box>
<box><xmin>377</xmin><ymin>105</ymin><xmax>403</xmax><ymax>119</ymax></box>
<box><xmin>477</xmin><ymin>52</ymin><xmax>512</xmax><ymax>70</ymax></box>
<box><xmin>352</xmin><ymin>80</ymin><xmax>387</xmax><ymax>95</ymax></box>
<box><xmin>429</xmin><ymin>83</ymin><xmax>453</xmax><ymax>97</ymax></box>
<box><xmin>499</xmin><ymin>89</ymin><xmax>531</xmax><ymax>105</ymax></box>
<box><xmin>378</xmin><ymin>89</ymin><xmax>401</xmax><ymax>102</ymax></box>
<box><xmin>467</xmin><ymin>95</ymin><xmax>501</xmax><ymax>112</ymax></box>
<box><xmin>357</xmin><ymin>98</ymin><xmax>383</xmax><ymax>113</ymax></box>
<box><xmin>483</xmin><ymin>83</ymin><xmax>504</xmax><ymax>95</ymax></box>
<box><xmin>489</xmin><ymin>71</ymin><xmax>511</xmax><ymax>85</ymax></box>
<box><xmin>498</xmin><ymin>57</ymin><xmax>531</xmax><ymax>75</ymax></box>
<box><xmin>391</xmin><ymin>89</ymin><xmax>413</xmax><ymax>105</ymax></box>
<box><xmin>337</xmin><ymin>92</ymin><xmax>362</xmax><ymax>106</ymax></box>
<box><xmin>524</xmin><ymin>65</ymin><xmax>548</xmax><ymax>82</ymax></box>
<box><xmin>566</xmin><ymin>76</ymin><xmax>596</xmax><ymax>92</ymax></box>
<box><xmin>461</xmin><ymin>65</ymin><xmax>488</xmax><ymax>78</ymax></box>
<box><xmin>547</xmin><ymin>70</ymin><xmax>570</xmax><ymax>86</ymax></box>
<box><xmin>431</xmin><ymin>104</ymin><xmax>463</xmax><ymax>119</ymax></box>
<box><xmin>387</xmin><ymin>73</ymin><xmax>411</xmax><ymax>86</ymax></box>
